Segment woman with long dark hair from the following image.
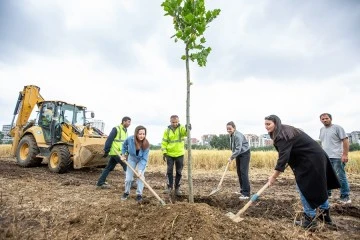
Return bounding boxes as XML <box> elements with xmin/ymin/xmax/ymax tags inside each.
<box><xmin>265</xmin><ymin>115</ymin><xmax>340</xmax><ymax>228</ymax></box>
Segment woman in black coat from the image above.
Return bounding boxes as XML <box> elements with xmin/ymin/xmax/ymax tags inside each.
<box><xmin>265</xmin><ymin>115</ymin><xmax>340</xmax><ymax>228</ymax></box>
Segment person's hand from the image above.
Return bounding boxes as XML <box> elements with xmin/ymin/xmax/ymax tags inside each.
<box><xmin>341</xmin><ymin>154</ymin><xmax>349</xmax><ymax>163</ymax></box>
<box><xmin>228</xmin><ymin>157</ymin><xmax>232</xmax><ymax>163</ymax></box>
<box><xmin>102</xmin><ymin>152</ymin><xmax>109</xmax><ymax>158</ymax></box>
<box><xmin>185</xmin><ymin>124</ymin><xmax>192</xmax><ymax>131</ymax></box>
<box><xmin>120</xmin><ymin>155</ymin><xmax>126</xmax><ymax>161</ymax></box>
<box><xmin>268</xmin><ymin>175</ymin><xmax>276</xmax><ymax>186</ymax></box>
<box><xmin>163</xmin><ymin>154</ymin><xmax>167</xmax><ymax>162</ymax></box>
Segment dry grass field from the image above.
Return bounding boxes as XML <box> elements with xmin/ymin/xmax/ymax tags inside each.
<box><xmin>1</xmin><ymin>145</ymin><xmax>359</xmax><ymax>173</ymax></box>
<box><xmin>1</xmin><ymin>145</ymin><xmax>359</xmax><ymax>239</ymax></box>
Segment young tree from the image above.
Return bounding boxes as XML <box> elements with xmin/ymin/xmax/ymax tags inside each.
<box><xmin>161</xmin><ymin>0</ymin><xmax>220</xmax><ymax>203</ymax></box>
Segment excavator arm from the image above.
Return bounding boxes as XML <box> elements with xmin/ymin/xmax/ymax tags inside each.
<box><xmin>10</xmin><ymin>85</ymin><xmax>44</xmax><ymax>156</ymax></box>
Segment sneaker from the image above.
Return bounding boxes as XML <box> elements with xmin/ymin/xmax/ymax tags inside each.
<box><xmin>175</xmin><ymin>188</ymin><xmax>182</xmax><ymax>196</ymax></box>
<box><xmin>239</xmin><ymin>194</ymin><xmax>250</xmax><ymax>200</ymax></box>
<box><xmin>96</xmin><ymin>183</ymin><xmax>111</xmax><ymax>189</ymax></box>
<box><xmin>339</xmin><ymin>195</ymin><xmax>351</xmax><ymax>204</ymax></box>
<box><xmin>163</xmin><ymin>187</ymin><xmax>172</xmax><ymax>194</ymax></box>
<box><xmin>121</xmin><ymin>193</ymin><xmax>129</xmax><ymax>201</ymax></box>
<box><xmin>136</xmin><ymin>195</ymin><xmax>143</xmax><ymax>203</ymax></box>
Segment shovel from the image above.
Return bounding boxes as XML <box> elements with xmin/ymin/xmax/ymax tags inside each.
<box><xmin>117</xmin><ymin>152</ymin><xmax>166</xmax><ymax>206</ymax></box>
<box><xmin>209</xmin><ymin>161</ymin><xmax>230</xmax><ymax>196</ymax></box>
<box><xmin>226</xmin><ymin>182</ymin><xmax>269</xmax><ymax>222</ymax></box>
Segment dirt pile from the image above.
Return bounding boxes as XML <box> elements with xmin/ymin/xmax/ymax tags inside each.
<box><xmin>0</xmin><ymin>158</ymin><xmax>359</xmax><ymax>239</ymax></box>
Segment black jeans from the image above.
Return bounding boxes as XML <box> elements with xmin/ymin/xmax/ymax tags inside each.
<box><xmin>166</xmin><ymin>155</ymin><xmax>184</xmax><ymax>189</ymax></box>
<box><xmin>97</xmin><ymin>155</ymin><xmax>127</xmax><ymax>186</ymax></box>
<box><xmin>235</xmin><ymin>150</ymin><xmax>251</xmax><ymax>196</ymax></box>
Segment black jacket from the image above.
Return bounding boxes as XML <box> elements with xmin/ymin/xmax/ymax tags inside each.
<box><xmin>274</xmin><ymin>131</ymin><xmax>340</xmax><ymax>208</ymax></box>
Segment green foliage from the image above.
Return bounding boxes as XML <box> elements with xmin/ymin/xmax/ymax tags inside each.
<box><xmin>350</xmin><ymin>143</ymin><xmax>360</xmax><ymax>152</ymax></box>
<box><xmin>161</xmin><ymin>0</ymin><xmax>220</xmax><ymax>67</ymax></box>
<box><xmin>150</xmin><ymin>144</ymin><xmax>161</xmax><ymax>150</ymax></box>
<box><xmin>209</xmin><ymin>134</ymin><xmax>229</xmax><ymax>150</ymax></box>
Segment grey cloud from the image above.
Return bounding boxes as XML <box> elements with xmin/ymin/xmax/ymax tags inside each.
<box><xmin>0</xmin><ymin>1</ymin><xmax>166</xmax><ymax>68</ymax></box>
<box><xmin>193</xmin><ymin>0</ymin><xmax>360</xmax><ymax>83</ymax></box>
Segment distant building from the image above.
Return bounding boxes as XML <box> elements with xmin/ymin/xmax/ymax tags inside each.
<box><xmin>201</xmin><ymin>134</ymin><xmax>216</xmax><ymax>146</ymax></box>
<box><xmin>259</xmin><ymin>134</ymin><xmax>273</xmax><ymax>147</ymax></box>
<box><xmin>244</xmin><ymin>134</ymin><xmax>260</xmax><ymax>148</ymax></box>
<box><xmin>348</xmin><ymin>131</ymin><xmax>360</xmax><ymax>144</ymax></box>
<box><xmin>191</xmin><ymin>138</ymin><xmax>199</xmax><ymax>145</ymax></box>
<box><xmin>1</xmin><ymin>124</ymin><xmax>13</xmax><ymax>142</ymax></box>
<box><xmin>91</xmin><ymin>120</ymin><xmax>105</xmax><ymax>132</ymax></box>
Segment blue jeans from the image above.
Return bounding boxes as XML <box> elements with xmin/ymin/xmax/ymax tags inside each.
<box><xmin>297</xmin><ymin>185</ymin><xmax>329</xmax><ymax>218</ymax></box>
<box><xmin>125</xmin><ymin>158</ymin><xmax>146</xmax><ymax>195</ymax></box>
<box><xmin>328</xmin><ymin>158</ymin><xmax>350</xmax><ymax>197</ymax></box>
<box><xmin>97</xmin><ymin>156</ymin><xmax>127</xmax><ymax>186</ymax></box>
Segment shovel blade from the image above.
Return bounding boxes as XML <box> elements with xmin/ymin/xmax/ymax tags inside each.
<box><xmin>208</xmin><ymin>188</ymin><xmax>219</xmax><ymax>196</ymax></box>
<box><xmin>208</xmin><ymin>187</ymin><xmax>222</xmax><ymax>196</ymax></box>
<box><xmin>225</xmin><ymin>212</ymin><xmax>244</xmax><ymax>223</ymax></box>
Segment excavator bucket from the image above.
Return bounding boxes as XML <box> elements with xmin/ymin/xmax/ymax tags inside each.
<box><xmin>73</xmin><ymin>137</ymin><xmax>108</xmax><ymax>169</ymax></box>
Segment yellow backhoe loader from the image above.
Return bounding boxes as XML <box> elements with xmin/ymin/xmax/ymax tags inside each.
<box><xmin>9</xmin><ymin>85</ymin><xmax>108</xmax><ymax>173</ymax></box>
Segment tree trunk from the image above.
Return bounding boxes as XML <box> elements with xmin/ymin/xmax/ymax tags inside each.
<box><xmin>185</xmin><ymin>45</ymin><xmax>194</xmax><ymax>203</ymax></box>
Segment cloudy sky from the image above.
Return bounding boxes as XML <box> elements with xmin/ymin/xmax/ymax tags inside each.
<box><xmin>0</xmin><ymin>0</ymin><xmax>359</xmax><ymax>144</ymax></box>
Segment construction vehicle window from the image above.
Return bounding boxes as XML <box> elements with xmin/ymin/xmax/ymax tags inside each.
<box><xmin>41</xmin><ymin>104</ymin><xmax>54</xmax><ymax>125</ymax></box>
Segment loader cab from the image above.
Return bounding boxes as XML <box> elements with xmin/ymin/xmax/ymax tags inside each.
<box><xmin>38</xmin><ymin>101</ymin><xmax>87</xmax><ymax>144</ymax></box>
<box><xmin>38</xmin><ymin>102</ymin><xmax>57</xmax><ymax>144</ymax></box>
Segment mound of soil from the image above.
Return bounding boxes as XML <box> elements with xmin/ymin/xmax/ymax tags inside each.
<box><xmin>0</xmin><ymin>158</ymin><xmax>359</xmax><ymax>239</ymax></box>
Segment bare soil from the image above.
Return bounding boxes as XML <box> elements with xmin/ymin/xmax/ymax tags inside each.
<box><xmin>0</xmin><ymin>158</ymin><xmax>359</xmax><ymax>240</ymax></box>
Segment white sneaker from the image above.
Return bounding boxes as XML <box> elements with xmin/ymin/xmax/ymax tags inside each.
<box><xmin>239</xmin><ymin>194</ymin><xmax>250</xmax><ymax>200</ymax></box>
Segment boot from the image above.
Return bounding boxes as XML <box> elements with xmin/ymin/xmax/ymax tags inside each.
<box><xmin>163</xmin><ymin>187</ymin><xmax>172</xmax><ymax>194</ymax></box>
<box><xmin>318</xmin><ymin>209</ymin><xmax>335</xmax><ymax>226</ymax></box>
<box><xmin>175</xmin><ymin>187</ymin><xmax>182</xmax><ymax>196</ymax></box>
<box><xmin>295</xmin><ymin>213</ymin><xmax>317</xmax><ymax>229</ymax></box>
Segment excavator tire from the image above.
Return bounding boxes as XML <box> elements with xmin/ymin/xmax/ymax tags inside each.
<box><xmin>48</xmin><ymin>145</ymin><xmax>72</xmax><ymax>173</ymax></box>
<box><xmin>16</xmin><ymin>135</ymin><xmax>42</xmax><ymax>167</ymax></box>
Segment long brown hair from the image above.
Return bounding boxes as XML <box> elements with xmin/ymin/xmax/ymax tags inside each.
<box><xmin>134</xmin><ymin>125</ymin><xmax>150</xmax><ymax>150</ymax></box>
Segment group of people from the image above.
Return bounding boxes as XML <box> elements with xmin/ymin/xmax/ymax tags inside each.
<box><xmin>95</xmin><ymin>115</ymin><xmax>189</xmax><ymax>202</ymax></box>
<box><xmin>95</xmin><ymin>113</ymin><xmax>352</xmax><ymax>229</ymax></box>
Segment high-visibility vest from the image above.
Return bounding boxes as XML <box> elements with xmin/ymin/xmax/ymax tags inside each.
<box><xmin>109</xmin><ymin>124</ymin><xmax>127</xmax><ymax>155</ymax></box>
<box><xmin>161</xmin><ymin>125</ymin><xmax>187</xmax><ymax>157</ymax></box>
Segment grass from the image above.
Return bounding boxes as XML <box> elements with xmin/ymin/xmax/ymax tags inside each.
<box><xmin>1</xmin><ymin>144</ymin><xmax>359</xmax><ymax>173</ymax></box>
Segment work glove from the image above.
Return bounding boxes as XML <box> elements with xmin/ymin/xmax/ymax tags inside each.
<box><xmin>103</xmin><ymin>152</ymin><xmax>109</xmax><ymax>158</ymax></box>
<box><xmin>185</xmin><ymin>124</ymin><xmax>192</xmax><ymax>131</ymax></box>
<box><xmin>163</xmin><ymin>154</ymin><xmax>167</xmax><ymax>162</ymax></box>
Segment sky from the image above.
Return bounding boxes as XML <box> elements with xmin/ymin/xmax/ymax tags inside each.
<box><xmin>0</xmin><ymin>0</ymin><xmax>359</xmax><ymax>145</ymax></box>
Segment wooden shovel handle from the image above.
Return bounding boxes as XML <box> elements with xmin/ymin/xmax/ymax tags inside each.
<box><xmin>217</xmin><ymin>161</ymin><xmax>230</xmax><ymax>188</ymax></box>
<box><xmin>116</xmin><ymin>151</ymin><xmax>166</xmax><ymax>205</ymax></box>
<box><xmin>234</xmin><ymin>182</ymin><xmax>269</xmax><ymax>217</ymax></box>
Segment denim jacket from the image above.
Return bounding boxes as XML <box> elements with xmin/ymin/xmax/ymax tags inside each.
<box><xmin>122</xmin><ymin>135</ymin><xmax>149</xmax><ymax>171</ymax></box>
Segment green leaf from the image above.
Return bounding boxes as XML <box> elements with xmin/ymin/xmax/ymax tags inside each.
<box><xmin>184</xmin><ymin>13</ymin><xmax>195</xmax><ymax>23</ymax></box>
<box><xmin>200</xmin><ymin>37</ymin><xmax>206</xmax><ymax>43</ymax></box>
<box><xmin>176</xmin><ymin>31</ymin><xmax>183</xmax><ymax>38</ymax></box>
<box><xmin>181</xmin><ymin>55</ymin><xmax>187</xmax><ymax>60</ymax></box>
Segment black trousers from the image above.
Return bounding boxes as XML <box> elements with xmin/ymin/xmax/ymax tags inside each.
<box><xmin>166</xmin><ymin>155</ymin><xmax>184</xmax><ymax>188</ymax></box>
<box><xmin>235</xmin><ymin>150</ymin><xmax>251</xmax><ymax>196</ymax></box>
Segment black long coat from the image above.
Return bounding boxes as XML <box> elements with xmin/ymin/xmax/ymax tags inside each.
<box><xmin>274</xmin><ymin>131</ymin><xmax>340</xmax><ymax>209</ymax></box>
